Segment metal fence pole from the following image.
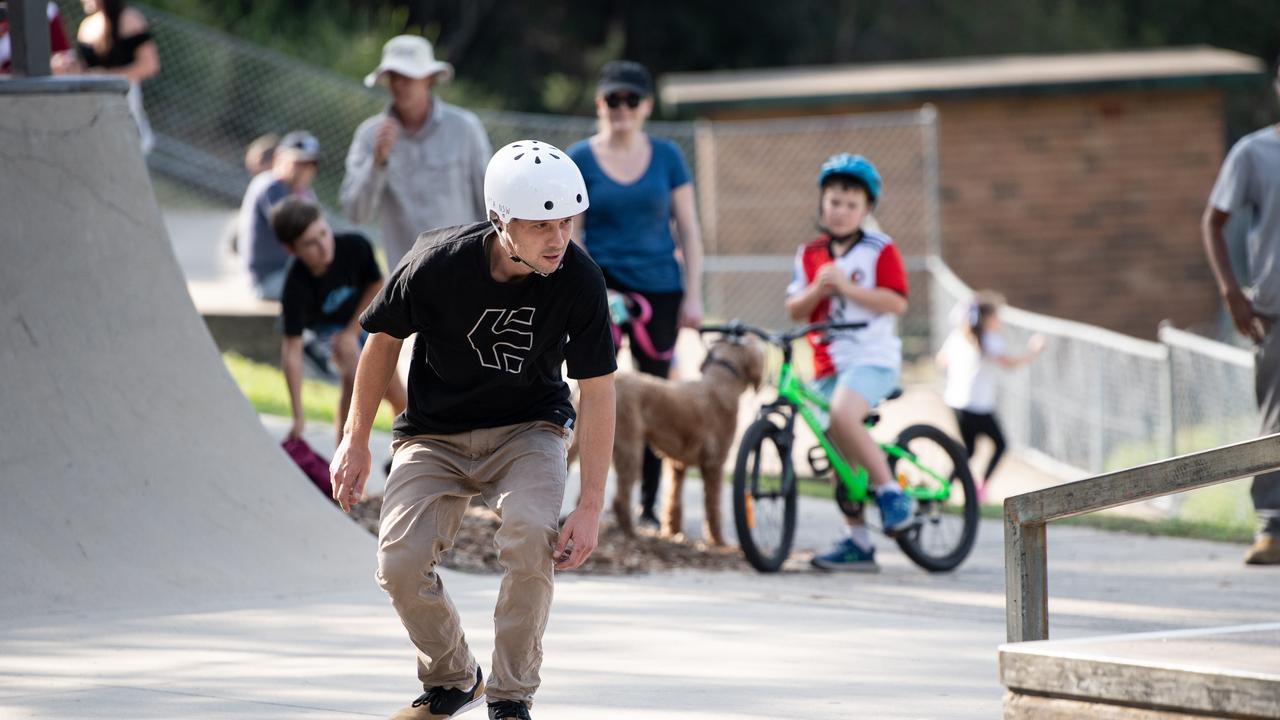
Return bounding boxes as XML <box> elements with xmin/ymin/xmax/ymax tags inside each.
<box><xmin>11</xmin><ymin>0</ymin><xmax>52</xmax><ymax>77</ymax></box>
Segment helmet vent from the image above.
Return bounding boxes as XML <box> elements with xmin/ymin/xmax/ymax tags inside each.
<box><xmin>544</xmin><ymin>200</ymin><xmax>554</xmax><ymax>210</ymax></box>
<box><xmin>576</xmin><ymin>193</ymin><xmax>583</xmax><ymax>203</ymax></box>
<box><xmin>534</xmin><ymin>156</ymin><xmax>542</xmax><ymax>164</ymax></box>
<box><xmin>513</xmin><ymin>153</ymin><xmax>525</xmax><ymax>161</ymax></box>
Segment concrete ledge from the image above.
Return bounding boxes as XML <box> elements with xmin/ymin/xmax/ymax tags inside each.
<box><xmin>1000</xmin><ymin>624</ymin><xmax>1280</xmax><ymax>719</ymax></box>
<box><xmin>1004</xmin><ymin>692</ymin><xmax>1223</xmax><ymax>719</ymax></box>
<box><xmin>0</xmin><ymin>75</ymin><xmax>129</xmax><ymax>94</ymax></box>
<box><xmin>188</xmin><ymin>280</ymin><xmax>280</xmax><ymax>364</ymax></box>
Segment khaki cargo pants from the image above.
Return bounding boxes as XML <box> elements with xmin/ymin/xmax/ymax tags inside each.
<box><xmin>377</xmin><ymin>420</ymin><xmax>571</xmax><ymax>704</ymax></box>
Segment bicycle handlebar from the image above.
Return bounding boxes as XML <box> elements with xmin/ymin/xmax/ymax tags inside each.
<box><xmin>699</xmin><ymin>319</ymin><xmax>868</xmax><ymax>346</ymax></box>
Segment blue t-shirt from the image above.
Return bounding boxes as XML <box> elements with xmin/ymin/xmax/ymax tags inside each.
<box><xmin>567</xmin><ymin>137</ymin><xmax>692</xmax><ymax>292</ymax></box>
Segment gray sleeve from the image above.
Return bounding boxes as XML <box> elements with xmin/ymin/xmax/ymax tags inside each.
<box><xmin>1209</xmin><ymin>138</ymin><xmax>1252</xmax><ymax>214</ymax></box>
<box><xmin>469</xmin><ymin>116</ymin><xmax>492</xmax><ymax>219</ymax></box>
<box><xmin>339</xmin><ymin>119</ymin><xmax>390</xmax><ymax>224</ymax></box>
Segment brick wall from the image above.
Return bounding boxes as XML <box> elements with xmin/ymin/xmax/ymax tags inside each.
<box><xmin>935</xmin><ymin>89</ymin><xmax>1223</xmax><ymax>338</ymax></box>
<box><xmin>700</xmin><ymin>87</ymin><xmax>1226</xmax><ymax>339</ymax></box>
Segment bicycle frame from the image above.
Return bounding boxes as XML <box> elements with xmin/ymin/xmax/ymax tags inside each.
<box><xmin>770</xmin><ymin>358</ymin><xmax>953</xmax><ymax>505</ymax></box>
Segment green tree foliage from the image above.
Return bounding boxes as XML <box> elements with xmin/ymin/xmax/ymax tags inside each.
<box><xmin>123</xmin><ymin>0</ymin><xmax>1280</xmax><ymax>120</ymax></box>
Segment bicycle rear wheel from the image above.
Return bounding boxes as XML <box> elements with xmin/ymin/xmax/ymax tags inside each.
<box><xmin>733</xmin><ymin>419</ymin><xmax>797</xmax><ymax>573</ymax></box>
<box><xmin>890</xmin><ymin>424</ymin><xmax>979</xmax><ymax>572</ymax></box>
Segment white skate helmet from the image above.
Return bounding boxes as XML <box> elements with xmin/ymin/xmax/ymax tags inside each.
<box><xmin>484</xmin><ymin>140</ymin><xmax>589</xmax><ymax>224</ymax></box>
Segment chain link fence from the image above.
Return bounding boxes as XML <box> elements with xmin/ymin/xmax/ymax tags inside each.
<box><xmin>62</xmin><ymin>3</ymin><xmax>939</xmax><ymax>343</ymax></box>
<box><xmin>933</xmin><ymin>258</ymin><xmax>1260</xmax><ymax>526</ymax></box>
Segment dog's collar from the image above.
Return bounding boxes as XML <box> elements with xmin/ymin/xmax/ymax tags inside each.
<box><xmin>701</xmin><ymin>355</ymin><xmax>744</xmax><ymax>381</ymax></box>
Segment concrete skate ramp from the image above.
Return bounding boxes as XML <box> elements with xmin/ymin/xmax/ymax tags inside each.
<box><xmin>0</xmin><ymin>85</ymin><xmax>372</xmax><ymax>619</ymax></box>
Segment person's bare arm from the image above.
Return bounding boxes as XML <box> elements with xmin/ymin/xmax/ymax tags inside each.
<box><xmin>554</xmin><ymin>373</ymin><xmax>615</xmax><ymax>570</ymax></box>
<box><xmin>118</xmin><ymin>10</ymin><xmax>159</xmax><ymax>83</ymax></box>
<box><xmin>1202</xmin><ymin>205</ymin><xmax>1263</xmax><ymax>342</ymax></box>
<box><xmin>671</xmin><ymin>184</ymin><xmax>704</xmax><ymax>328</ymax></box>
<box><xmin>330</xmin><ymin>332</ymin><xmax>403</xmax><ymax>512</ymax></box>
<box><xmin>823</xmin><ymin>261</ymin><xmax>908</xmax><ymax>315</ymax></box>
<box><xmin>340</xmin><ymin>122</ymin><xmax>391</xmax><ymax>224</ymax></box>
<box><xmin>786</xmin><ymin>276</ymin><xmax>833</xmax><ymax>322</ymax></box>
<box><xmin>281</xmin><ymin>335</ymin><xmax>306</xmax><ymax>440</ymax></box>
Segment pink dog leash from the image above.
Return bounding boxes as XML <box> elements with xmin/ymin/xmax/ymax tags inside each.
<box><xmin>609</xmin><ymin>291</ymin><xmax>675</xmax><ymax>362</ymax></box>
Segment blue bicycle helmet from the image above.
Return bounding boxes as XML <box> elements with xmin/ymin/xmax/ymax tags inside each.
<box><xmin>817</xmin><ymin>153</ymin><xmax>882</xmax><ymax>204</ymax></box>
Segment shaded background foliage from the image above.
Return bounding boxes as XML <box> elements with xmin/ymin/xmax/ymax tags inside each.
<box><xmin>137</xmin><ymin>0</ymin><xmax>1280</xmax><ymax>125</ymax></box>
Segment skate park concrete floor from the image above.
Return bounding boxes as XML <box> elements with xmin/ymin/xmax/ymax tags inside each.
<box><xmin>4</xmin><ymin>88</ymin><xmax>1277</xmax><ymax>720</ymax></box>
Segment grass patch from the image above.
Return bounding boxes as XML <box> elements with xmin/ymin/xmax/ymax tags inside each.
<box><xmin>794</xmin><ymin>474</ymin><xmax>1251</xmax><ymax>544</ymax></box>
<box><xmin>222</xmin><ymin>352</ymin><xmax>396</xmax><ymax>433</ymax></box>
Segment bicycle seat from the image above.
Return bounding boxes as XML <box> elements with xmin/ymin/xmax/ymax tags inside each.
<box><xmin>862</xmin><ymin>388</ymin><xmax>902</xmax><ymax>427</ymax></box>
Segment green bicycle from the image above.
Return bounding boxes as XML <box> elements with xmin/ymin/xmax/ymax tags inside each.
<box><xmin>703</xmin><ymin>320</ymin><xmax>979</xmax><ymax>574</ymax></box>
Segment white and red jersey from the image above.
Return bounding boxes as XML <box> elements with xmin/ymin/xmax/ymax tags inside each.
<box><xmin>785</xmin><ymin>230</ymin><xmax>909</xmax><ymax>378</ymax></box>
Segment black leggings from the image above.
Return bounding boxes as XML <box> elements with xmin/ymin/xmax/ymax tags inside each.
<box><xmin>603</xmin><ymin>270</ymin><xmax>684</xmax><ymax>517</ymax></box>
<box><xmin>954</xmin><ymin>409</ymin><xmax>1006</xmax><ymax>482</ymax></box>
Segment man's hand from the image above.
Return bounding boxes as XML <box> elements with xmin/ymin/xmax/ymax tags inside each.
<box><xmin>330</xmin><ymin>436</ymin><xmax>371</xmax><ymax>513</ymax></box>
<box><xmin>1027</xmin><ymin>334</ymin><xmax>1048</xmax><ymax>354</ymax></box>
<box><xmin>554</xmin><ymin>506</ymin><xmax>601</xmax><ymax>571</ymax></box>
<box><xmin>373</xmin><ymin>117</ymin><xmax>399</xmax><ymax>167</ymax></box>
<box><xmin>678</xmin><ymin>295</ymin><xmax>703</xmax><ymax>329</ymax></box>
<box><xmin>1226</xmin><ymin>288</ymin><xmax>1267</xmax><ymax>343</ymax></box>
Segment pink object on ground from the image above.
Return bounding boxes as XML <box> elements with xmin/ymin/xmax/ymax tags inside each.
<box><xmin>281</xmin><ymin>437</ymin><xmax>333</xmax><ymax>497</ymax></box>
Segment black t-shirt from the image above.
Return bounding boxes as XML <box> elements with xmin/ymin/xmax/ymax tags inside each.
<box><xmin>281</xmin><ymin>233</ymin><xmax>382</xmax><ymax>337</ymax></box>
<box><xmin>360</xmin><ymin>222</ymin><xmax>617</xmax><ymax>436</ymax></box>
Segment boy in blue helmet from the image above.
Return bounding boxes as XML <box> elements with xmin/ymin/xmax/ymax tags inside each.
<box><xmin>785</xmin><ymin>153</ymin><xmax>912</xmax><ymax>572</ymax></box>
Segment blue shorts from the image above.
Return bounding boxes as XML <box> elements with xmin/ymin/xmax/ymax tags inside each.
<box><xmin>312</xmin><ymin>324</ymin><xmax>368</xmax><ymax>349</ymax></box>
<box><xmin>812</xmin><ymin>365</ymin><xmax>900</xmax><ymax>407</ymax></box>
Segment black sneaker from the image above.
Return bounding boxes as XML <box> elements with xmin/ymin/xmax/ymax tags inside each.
<box><xmin>391</xmin><ymin>667</ymin><xmax>485</xmax><ymax>719</ymax></box>
<box><xmin>487</xmin><ymin>699</ymin><xmax>531</xmax><ymax>720</ymax></box>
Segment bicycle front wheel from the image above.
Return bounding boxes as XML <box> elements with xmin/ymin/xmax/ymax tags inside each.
<box><xmin>733</xmin><ymin>419</ymin><xmax>797</xmax><ymax>573</ymax></box>
<box><xmin>890</xmin><ymin>424</ymin><xmax>979</xmax><ymax>573</ymax></box>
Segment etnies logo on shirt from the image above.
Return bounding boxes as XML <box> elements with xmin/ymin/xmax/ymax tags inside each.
<box><xmin>468</xmin><ymin>307</ymin><xmax>535</xmax><ymax>373</ymax></box>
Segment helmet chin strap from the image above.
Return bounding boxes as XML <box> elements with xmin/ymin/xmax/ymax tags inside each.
<box><xmin>492</xmin><ymin>220</ymin><xmax>556</xmax><ymax>277</ymax></box>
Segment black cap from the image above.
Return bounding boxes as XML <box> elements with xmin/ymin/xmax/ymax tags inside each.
<box><xmin>598</xmin><ymin>60</ymin><xmax>652</xmax><ymax>97</ymax></box>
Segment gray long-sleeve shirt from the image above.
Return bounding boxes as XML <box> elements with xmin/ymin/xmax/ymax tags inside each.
<box><xmin>340</xmin><ymin>98</ymin><xmax>491</xmax><ymax>270</ymax></box>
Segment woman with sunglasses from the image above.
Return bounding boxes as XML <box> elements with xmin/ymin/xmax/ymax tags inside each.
<box><xmin>569</xmin><ymin>60</ymin><xmax>705</xmax><ymax>531</ymax></box>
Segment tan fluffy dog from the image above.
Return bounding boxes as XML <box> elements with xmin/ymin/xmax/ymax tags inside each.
<box><xmin>571</xmin><ymin>338</ymin><xmax>764</xmax><ymax>545</ymax></box>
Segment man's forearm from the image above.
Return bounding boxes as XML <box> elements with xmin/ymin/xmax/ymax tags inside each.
<box><xmin>842</xmin><ymin>285</ymin><xmax>908</xmax><ymax>315</ymax></box>
<box><xmin>339</xmin><ymin>143</ymin><xmax>388</xmax><ymax>224</ymax></box>
<box><xmin>787</xmin><ymin>281</ymin><xmax>829</xmax><ymax>322</ymax></box>
<box><xmin>575</xmin><ymin>376</ymin><xmax>616</xmax><ymax>513</ymax></box>
<box><xmin>344</xmin><ymin>333</ymin><xmax>402</xmax><ymax>443</ymax></box>
<box><xmin>1202</xmin><ymin>208</ymin><xmax>1239</xmax><ymax>296</ymax></box>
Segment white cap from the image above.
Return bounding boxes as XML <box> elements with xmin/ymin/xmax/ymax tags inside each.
<box><xmin>364</xmin><ymin>35</ymin><xmax>454</xmax><ymax>88</ymax></box>
<box><xmin>484</xmin><ymin>140</ymin><xmax>589</xmax><ymax>223</ymax></box>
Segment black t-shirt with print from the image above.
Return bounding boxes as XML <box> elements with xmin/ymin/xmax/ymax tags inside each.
<box><xmin>360</xmin><ymin>222</ymin><xmax>617</xmax><ymax>436</ymax></box>
<box><xmin>281</xmin><ymin>233</ymin><xmax>382</xmax><ymax>337</ymax></box>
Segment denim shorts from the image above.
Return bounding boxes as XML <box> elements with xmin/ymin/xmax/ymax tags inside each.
<box><xmin>811</xmin><ymin>365</ymin><xmax>900</xmax><ymax>407</ymax></box>
<box><xmin>312</xmin><ymin>323</ymin><xmax>368</xmax><ymax>349</ymax></box>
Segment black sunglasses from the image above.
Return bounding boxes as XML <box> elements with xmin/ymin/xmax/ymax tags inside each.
<box><xmin>605</xmin><ymin>93</ymin><xmax>642</xmax><ymax>109</ymax></box>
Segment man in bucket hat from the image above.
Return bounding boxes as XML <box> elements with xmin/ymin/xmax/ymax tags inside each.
<box><xmin>341</xmin><ymin>35</ymin><xmax>492</xmax><ymax>271</ymax></box>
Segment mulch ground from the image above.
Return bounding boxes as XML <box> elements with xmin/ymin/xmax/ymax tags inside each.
<box><xmin>348</xmin><ymin>495</ymin><xmax>761</xmax><ymax>575</ymax></box>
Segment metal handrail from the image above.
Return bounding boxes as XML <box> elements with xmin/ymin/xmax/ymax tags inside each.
<box><xmin>1004</xmin><ymin>433</ymin><xmax>1280</xmax><ymax>642</ymax></box>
